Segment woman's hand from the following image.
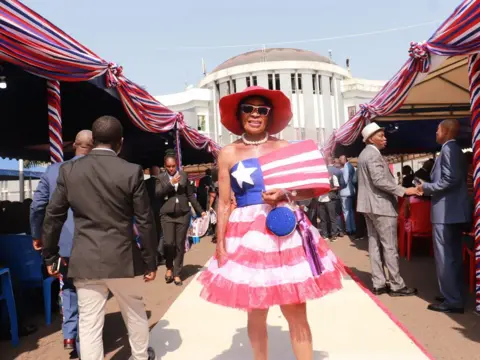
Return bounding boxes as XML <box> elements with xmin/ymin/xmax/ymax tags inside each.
<box><xmin>171</xmin><ymin>173</ymin><xmax>181</xmax><ymax>185</ymax></box>
<box><xmin>262</xmin><ymin>189</ymin><xmax>286</xmax><ymax>207</ymax></box>
<box><xmin>215</xmin><ymin>242</ymin><xmax>228</xmax><ymax>268</ymax></box>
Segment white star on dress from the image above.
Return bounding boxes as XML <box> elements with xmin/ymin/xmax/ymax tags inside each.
<box><xmin>232</xmin><ymin>161</ymin><xmax>257</xmax><ymax>189</ymax></box>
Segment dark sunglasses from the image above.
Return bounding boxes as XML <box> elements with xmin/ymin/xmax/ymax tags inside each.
<box><xmin>240</xmin><ymin>104</ymin><xmax>271</xmax><ymax>116</ymax></box>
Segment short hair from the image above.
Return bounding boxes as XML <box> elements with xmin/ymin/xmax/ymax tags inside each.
<box><xmin>92</xmin><ymin>116</ymin><xmax>123</xmax><ymax>147</ymax></box>
<box><xmin>164</xmin><ymin>149</ymin><xmax>176</xmax><ymax>162</ymax></box>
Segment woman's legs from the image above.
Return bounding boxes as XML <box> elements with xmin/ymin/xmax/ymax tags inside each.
<box><xmin>173</xmin><ymin>217</ymin><xmax>190</xmax><ymax>281</ymax></box>
<box><xmin>161</xmin><ymin>217</ymin><xmax>175</xmax><ymax>279</ymax></box>
<box><xmin>247</xmin><ymin>309</ymin><xmax>269</xmax><ymax>360</ymax></box>
<box><xmin>280</xmin><ymin>303</ymin><xmax>312</xmax><ymax>360</ymax></box>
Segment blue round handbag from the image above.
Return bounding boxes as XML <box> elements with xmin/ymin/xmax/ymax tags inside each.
<box><xmin>266</xmin><ymin>206</ymin><xmax>297</xmax><ymax>237</ymax></box>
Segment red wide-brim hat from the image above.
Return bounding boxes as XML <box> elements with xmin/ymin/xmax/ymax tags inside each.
<box><xmin>219</xmin><ymin>86</ymin><xmax>293</xmax><ymax>136</ymax></box>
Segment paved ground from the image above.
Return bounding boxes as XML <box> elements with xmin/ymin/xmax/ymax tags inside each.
<box><xmin>0</xmin><ymin>235</ymin><xmax>478</xmax><ymax>359</ymax></box>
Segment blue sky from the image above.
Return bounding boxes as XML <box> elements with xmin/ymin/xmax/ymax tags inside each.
<box><xmin>0</xmin><ymin>0</ymin><xmax>459</xmax><ymax>170</ymax></box>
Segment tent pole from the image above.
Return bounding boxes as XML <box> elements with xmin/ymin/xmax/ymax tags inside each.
<box><xmin>18</xmin><ymin>159</ymin><xmax>24</xmax><ymax>202</ymax></box>
<box><xmin>47</xmin><ymin>80</ymin><xmax>63</xmax><ymax>163</ymax></box>
<box><xmin>174</xmin><ymin>121</ymin><xmax>183</xmax><ymax>169</ymax></box>
<box><xmin>468</xmin><ymin>54</ymin><xmax>480</xmax><ymax>313</ymax></box>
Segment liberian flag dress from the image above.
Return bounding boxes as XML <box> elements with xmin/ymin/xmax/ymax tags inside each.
<box><xmin>199</xmin><ymin>140</ymin><xmax>345</xmax><ymax>310</ymax></box>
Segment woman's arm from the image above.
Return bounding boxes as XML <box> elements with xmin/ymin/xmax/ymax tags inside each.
<box><xmin>215</xmin><ymin>147</ymin><xmax>234</xmax><ymax>260</ymax></box>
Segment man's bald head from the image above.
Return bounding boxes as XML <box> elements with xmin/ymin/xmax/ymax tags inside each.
<box><xmin>73</xmin><ymin>130</ymin><xmax>93</xmax><ymax>156</ymax></box>
<box><xmin>436</xmin><ymin>119</ymin><xmax>460</xmax><ymax>145</ymax></box>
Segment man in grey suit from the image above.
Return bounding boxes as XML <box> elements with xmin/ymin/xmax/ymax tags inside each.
<box><xmin>418</xmin><ymin>119</ymin><xmax>470</xmax><ymax>313</ymax></box>
<box><xmin>357</xmin><ymin>123</ymin><xmax>418</xmax><ymax>297</ymax></box>
<box><xmin>42</xmin><ymin>116</ymin><xmax>157</xmax><ymax>360</ymax></box>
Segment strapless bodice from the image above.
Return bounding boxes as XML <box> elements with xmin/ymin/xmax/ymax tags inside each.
<box><xmin>230</xmin><ymin>158</ymin><xmax>266</xmax><ymax>208</ymax></box>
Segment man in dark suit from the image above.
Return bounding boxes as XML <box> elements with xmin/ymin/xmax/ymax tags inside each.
<box><xmin>156</xmin><ymin>151</ymin><xmax>205</xmax><ymax>286</ymax></box>
<box><xmin>30</xmin><ymin>129</ymin><xmax>93</xmax><ymax>352</ymax></box>
<box><xmin>145</xmin><ymin>165</ymin><xmax>165</xmax><ymax>265</ymax></box>
<box><xmin>42</xmin><ymin>116</ymin><xmax>157</xmax><ymax>360</ymax></box>
<box><xmin>418</xmin><ymin>119</ymin><xmax>471</xmax><ymax>313</ymax></box>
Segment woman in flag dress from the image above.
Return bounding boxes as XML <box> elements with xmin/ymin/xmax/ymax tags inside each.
<box><xmin>198</xmin><ymin>86</ymin><xmax>344</xmax><ymax>360</ymax></box>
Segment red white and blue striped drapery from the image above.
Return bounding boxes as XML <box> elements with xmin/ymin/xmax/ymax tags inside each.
<box><xmin>0</xmin><ymin>0</ymin><xmax>220</xmax><ymax>161</ymax></box>
<box><xmin>323</xmin><ymin>0</ymin><xmax>480</xmax><ymax>157</ymax></box>
<box><xmin>323</xmin><ymin>0</ymin><xmax>480</xmax><ymax>311</ymax></box>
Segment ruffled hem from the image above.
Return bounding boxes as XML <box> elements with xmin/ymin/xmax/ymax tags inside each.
<box><xmin>198</xmin><ymin>266</ymin><xmax>343</xmax><ymax>311</ymax></box>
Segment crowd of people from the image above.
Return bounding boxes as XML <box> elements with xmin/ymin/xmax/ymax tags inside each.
<box><xmin>0</xmin><ymin>85</ymin><xmax>473</xmax><ymax>360</ymax></box>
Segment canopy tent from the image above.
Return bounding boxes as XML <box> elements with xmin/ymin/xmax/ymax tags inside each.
<box><xmin>0</xmin><ymin>169</ymin><xmax>43</xmax><ymax>181</ymax></box>
<box><xmin>0</xmin><ymin>0</ymin><xmax>219</xmax><ymax>167</ymax></box>
<box><xmin>323</xmin><ymin>0</ymin><xmax>480</xmax><ymax>311</ymax></box>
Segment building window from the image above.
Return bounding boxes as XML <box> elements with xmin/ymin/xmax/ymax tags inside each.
<box><xmin>197</xmin><ymin>115</ymin><xmax>206</xmax><ymax>132</ymax></box>
<box><xmin>232</xmin><ymin>79</ymin><xmax>237</xmax><ymax>93</ymax></box>
<box><xmin>246</xmin><ymin>76</ymin><xmax>251</xmax><ymax>87</ymax></box>
<box><xmin>312</xmin><ymin>74</ymin><xmax>317</xmax><ymax>94</ymax></box>
<box><xmin>348</xmin><ymin>106</ymin><xmax>356</xmax><ymax>119</ymax></box>
<box><xmin>291</xmin><ymin>73</ymin><xmax>296</xmax><ymax>93</ymax></box>
<box><xmin>297</xmin><ymin>74</ymin><xmax>302</xmax><ymax>93</ymax></box>
<box><xmin>268</xmin><ymin>74</ymin><xmax>273</xmax><ymax>90</ymax></box>
<box><xmin>329</xmin><ymin>77</ymin><xmax>334</xmax><ymax>95</ymax></box>
<box><xmin>275</xmin><ymin>74</ymin><xmax>280</xmax><ymax>90</ymax></box>
<box><xmin>252</xmin><ymin>76</ymin><xmax>258</xmax><ymax>86</ymax></box>
<box><xmin>227</xmin><ymin>81</ymin><xmax>231</xmax><ymax>95</ymax></box>
<box><xmin>215</xmin><ymin>81</ymin><xmax>220</xmax><ymax>94</ymax></box>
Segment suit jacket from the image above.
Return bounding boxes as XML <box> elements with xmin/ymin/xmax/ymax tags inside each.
<box><xmin>422</xmin><ymin>140</ymin><xmax>471</xmax><ymax>224</ymax></box>
<box><xmin>30</xmin><ymin>155</ymin><xmax>83</xmax><ymax>257</ymax></box>
<box><xmin>357</xmin><ymin>145</ymin><xmax>405</xmax><ymax>217</ymax></box>
<box><xmin>42</xmin><ymin>149</ymin><xmax>157</xmax><ymax>279</ymax></box>
<box><xmin>156</xmin><ymin>170</ymin><xmax>203</xmax><ymax>217</ymax></box>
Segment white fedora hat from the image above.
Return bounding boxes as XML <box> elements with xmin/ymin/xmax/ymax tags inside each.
<box><xmin>362</xmin><ymin>123</ymin><xmax>383</xmax><ymax>143</ymax></box>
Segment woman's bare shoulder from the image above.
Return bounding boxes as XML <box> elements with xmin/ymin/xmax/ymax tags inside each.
<box><xmin>269</xmin><ymin>137</ymin><xmax>289</xmax><ymax>149</ymax></box>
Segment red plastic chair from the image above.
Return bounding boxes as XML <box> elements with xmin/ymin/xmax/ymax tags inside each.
<box><xmin>404</xmin><ymin>197</ymin><xmax>432</xmax><ymax>261</ymax></box>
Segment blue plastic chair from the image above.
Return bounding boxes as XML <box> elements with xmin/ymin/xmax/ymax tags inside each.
<box><xmin>0</xmin><ymin>235</ymin><xmax>57</xmax><ymax>325</ymax></box>
<box><xmin>0</xmin><ymin>267</ymin><xmax>19</xmax><ymax>346</ymax></box>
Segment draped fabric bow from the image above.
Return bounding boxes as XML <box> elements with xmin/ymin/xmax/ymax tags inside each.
<box><xmin>408</xmin><ymin>41</ymin><xmax>431</xmax><ymax>73</ymax></box>
<box><xmin>106</xmin><ymin>62</ymin><xmax>123</xmax><ymax>88</ymax></box>
<box><xmin>359</xmin><ymin>103</ymin><xmax>376</xmax><ymax>121</ymax></box>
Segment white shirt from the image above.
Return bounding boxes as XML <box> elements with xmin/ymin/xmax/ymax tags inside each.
<box><xmin>92</xmin><ymin>147</ymin><xmax>117</xmax><ymax>155</ymax></box>
<box><xmin>168</xmin><ymin>173</ymin><xmax>179</xmax><ymax>192</ymax></box>
<box><xmin>318</xmin><ymin>175</ymin><xmax>339</xmax><ymax>203</ymax></box>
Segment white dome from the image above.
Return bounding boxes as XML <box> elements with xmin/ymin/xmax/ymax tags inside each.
<box><xmin>212</xmin><ymin>48</ymin><xmax>334</xmax><ymax>73</ymax></box>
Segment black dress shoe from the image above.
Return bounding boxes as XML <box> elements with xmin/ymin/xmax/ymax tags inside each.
<box><xmin>427</xmin><ymin>303</ymin><xmax>464</xmax><ymax>314</ymax></box>
<box><xmin>165</xmin><ymin>274</ymin><xmax>174</xmax><ymax>284</ymax></box>
<box><xmin>372</xmin><ymin>286</ymin><xmax>390</xmax><ymax>295</ymax></box>
<box><xmin>389</xmin><ymin>287</ymin><xmax>418</xmax><ymax>297</ymax></box>
<box><xmin>435</xmin><ymin>295</ymin><xmax>446</xmax><ymax>303</ymax></box>
<box><xmin>148</xmin><ymin>346</ymin><xmax>157</xmax><ymax>360</ymax></box>
<box><xmin>174</xmin><ymin>278</ymin><xmax>183</xmax><ymax>286</ymax></box>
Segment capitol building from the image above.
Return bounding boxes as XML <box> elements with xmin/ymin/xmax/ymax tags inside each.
<box><xmin>156</xmin><ymin>48</ymin><xmax>385</xmax><ymax>147</ymax></box>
